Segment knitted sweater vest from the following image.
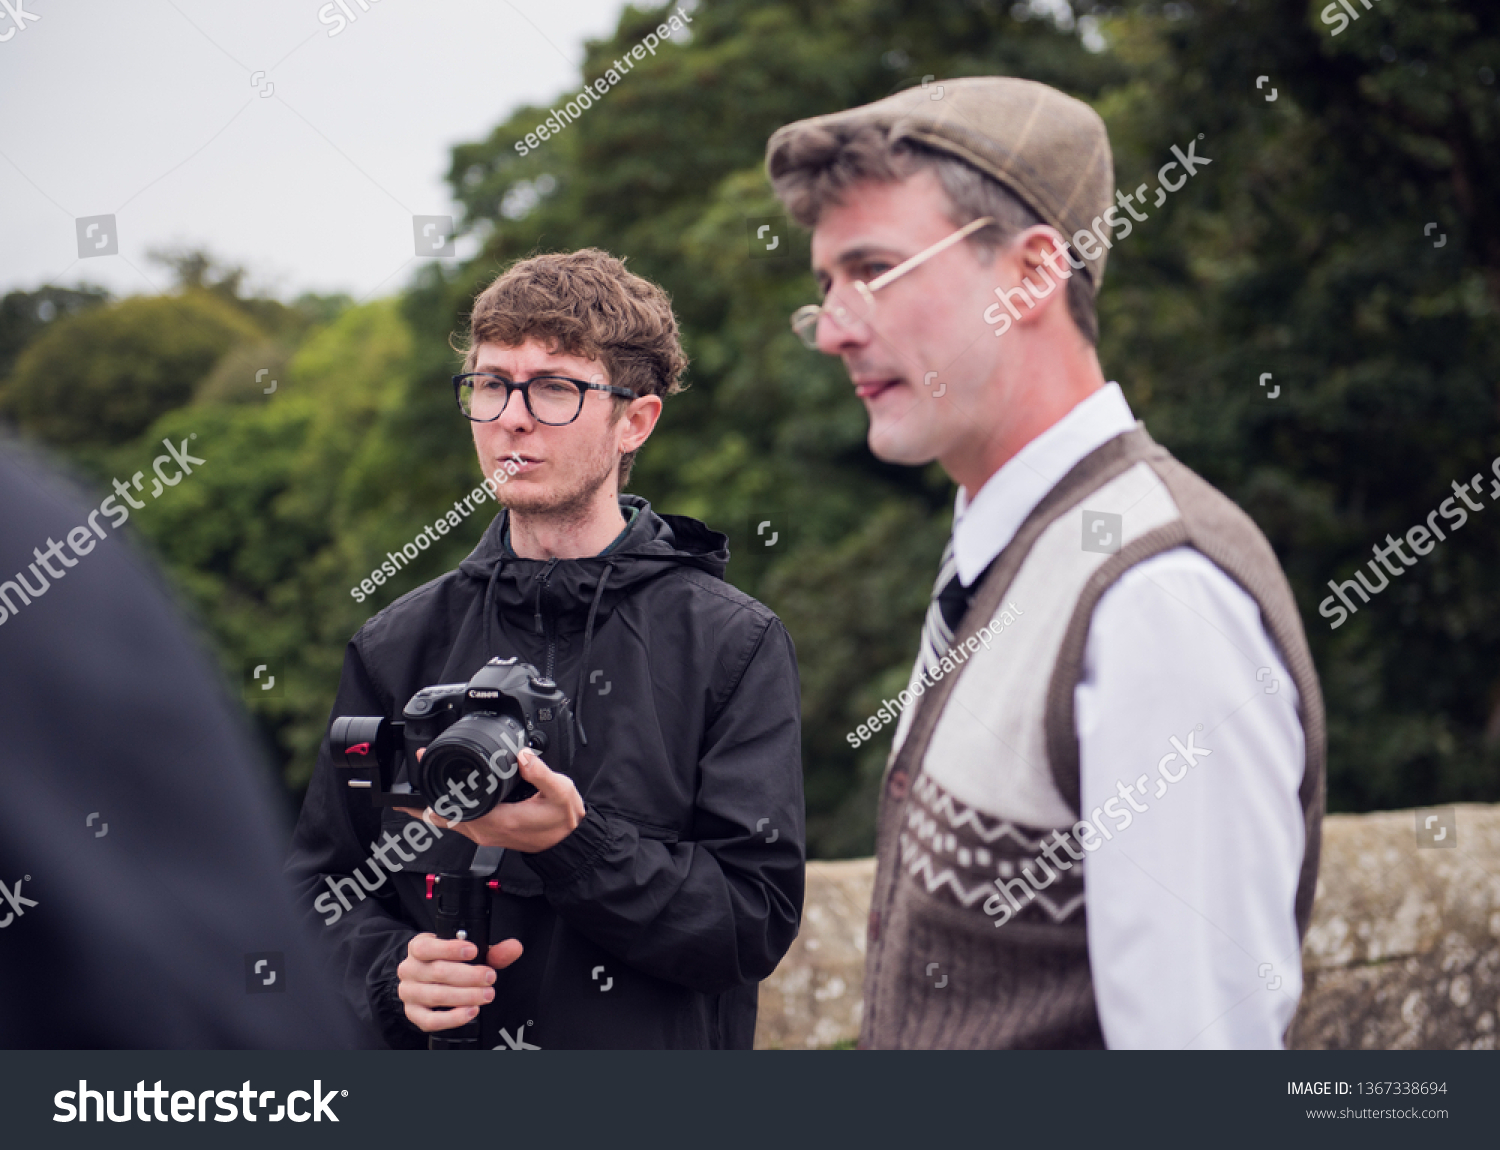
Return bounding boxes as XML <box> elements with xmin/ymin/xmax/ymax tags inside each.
<box><xmin>859</xmin><ymin>426</ymin><xmax>1326</xmax><ymax>1048</ymax></box>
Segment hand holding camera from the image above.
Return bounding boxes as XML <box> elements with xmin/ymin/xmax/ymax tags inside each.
<box><xmin>397</xmin><ymin>934</ymin><xmax>523</xmax><ymax>1035</ymax></box>
<box><xmin>398</xmin><ymin>744</ymin><xmax>584</xmax><ymax>852</ymax></box>
<box><xmin>331</xmin><ymin>656</ymin><xmax>578</xmax><ymax>825</ymax></box>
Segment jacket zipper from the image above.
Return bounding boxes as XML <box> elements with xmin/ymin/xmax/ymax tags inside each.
<box><xmin>533</xmin><ymin>559</ymin><xmax>560</xmax><ymax>680</ymax></box>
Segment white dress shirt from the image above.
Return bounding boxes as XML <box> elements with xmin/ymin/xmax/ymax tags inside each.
<box><xmin>950</xmin><ymin>382</ymin><xmax>1306</xmax><ymax>1048</ymax></box>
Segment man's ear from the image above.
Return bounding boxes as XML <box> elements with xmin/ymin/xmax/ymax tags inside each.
<box><xmin>619</xmin><ymin>394</ymin><xmax>663</xmax><ymax>454</ymax></box>
<box><xmin>996</xmin><ymin>226</ymin><xmax>1076</xmax><ymax>331</ymax></box>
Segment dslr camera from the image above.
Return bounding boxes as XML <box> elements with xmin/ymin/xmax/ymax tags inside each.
<box><xmin>331</xmin><ymin>656</ymin><xmax>576</xmax><ymax>820</ymax></box>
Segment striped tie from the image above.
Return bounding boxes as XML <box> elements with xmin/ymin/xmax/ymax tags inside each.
<box><xmin>917</xmin><ymin>538</ymin><xmax>970</xmax><ymax>681</ymax></box>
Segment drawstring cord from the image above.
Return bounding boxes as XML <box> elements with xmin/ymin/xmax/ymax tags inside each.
<box><xmin>482</xmin><ymin>554</ymin><xmax>504</xmax><ymax>656</ymax></box>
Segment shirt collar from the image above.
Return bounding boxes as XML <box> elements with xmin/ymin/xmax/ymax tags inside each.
<box><xmin>501</xmin><ymin>501</ymin><xmax>640</xmax><ymax>559</ymax></box>
<box><xmin>952</xmin><ymin>382</ymin><xmax>1138</xmax><ymax>586</ymax></box>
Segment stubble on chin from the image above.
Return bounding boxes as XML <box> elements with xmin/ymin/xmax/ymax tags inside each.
<box><xmin>496</xmin><ymin>450</ymin><xmax>618</xmax><ymax>532</ymax></box>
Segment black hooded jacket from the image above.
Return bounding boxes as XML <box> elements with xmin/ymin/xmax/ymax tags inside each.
<box><xmin>287</xmin><ymin>495</ymin><xmax>805</xmax><ymax>1049</ymax></box>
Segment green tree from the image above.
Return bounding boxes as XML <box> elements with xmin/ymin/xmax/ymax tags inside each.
<box><xmin>0</xmin><ymin>285</ymin><xmax>110</xmax><ymax>380</ymax></box>
<box><xmin>1085</xmin><ymin>0</ymin><xmax>1500</xmax><ymax>811</ymax></box>
<box><xmin>1</xmin><ymin>291</ymin><xmax>265</xmax><ymax>449</ymax></box>
<box><xmin>127</xmin><ymin>299</ymin><xmax>429</xmax><ymax>788</ymax></box>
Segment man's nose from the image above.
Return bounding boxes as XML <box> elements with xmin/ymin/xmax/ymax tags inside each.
<box><xmin>815</xmin><ymin>287</ymin><xmax>872</xmax><ymax>355</ymax></box>
<box><xmin>497</xmin><ymin>387</ymin><xmax>534</xmax><ymax>428</ymax></box>
<box><xmin>816</xmin><ymin>307</ymin><xmax>870</xmax><ymax>356</ymax></box>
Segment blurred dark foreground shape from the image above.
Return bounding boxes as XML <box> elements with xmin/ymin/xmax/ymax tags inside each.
<box><xmin>0</xmin><ymin>434</ymin><xmax>364</xmax><ymax>1048</ymax></box>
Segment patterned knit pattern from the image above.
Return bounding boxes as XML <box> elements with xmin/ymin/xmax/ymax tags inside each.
<box><xmin>899</xmin><ymin>774</ymin><xmax>1085</xmax><ymax>924</ymax></box>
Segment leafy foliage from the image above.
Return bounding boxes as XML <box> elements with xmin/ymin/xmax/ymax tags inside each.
<box><xmin>0</xmin><ymin>292</ymin><xmax>265</xmax><ymax>448</ymax></box>
<box><xmin>0</xmin><ymin>285</ymin><xmax>110</xmax><ymax>380</ymax></box>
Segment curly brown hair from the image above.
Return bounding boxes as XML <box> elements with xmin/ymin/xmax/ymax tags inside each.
<box><xmin>459</xmin><ymin>248</ymin><xmax>688</xmax><ymax>487</ymax></box>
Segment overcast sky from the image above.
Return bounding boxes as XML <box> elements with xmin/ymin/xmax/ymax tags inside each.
<box><xmin>0</xmin><ymin>0</ymin><xmax>638</xmax><ymax>302</ymax></box>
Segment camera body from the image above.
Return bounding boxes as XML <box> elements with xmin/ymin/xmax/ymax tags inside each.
<box><xmin>331</xmin><ymin>657</ymin><xmax>575</xmax><ymax>821</ymax></box>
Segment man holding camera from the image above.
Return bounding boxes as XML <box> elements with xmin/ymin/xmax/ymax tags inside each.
<box><xmin>288</xmin><ymin>249</ymin><xmax>804</xmax><ymax>1049</ymax></box>
<box><xmin>766</xmin><ymin>78</ymin><xmax>1324</xmax><ymax>1047</ymax></box>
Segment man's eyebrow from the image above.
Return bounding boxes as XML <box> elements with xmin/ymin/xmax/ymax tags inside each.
<box><xmin>469</xmin><ymin>368</ymin><xmax>573</xmax><ymax>379</ymax></box>
<box><xmin>815</xmin><ymin>243</ymin><xmax>907</xmax><ymax>279</ymax></box>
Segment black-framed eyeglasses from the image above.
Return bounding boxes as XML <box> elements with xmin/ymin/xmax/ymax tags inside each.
<box><xmin>452</xmin><ymin>373</ymin><xmax>636</xmax><ymax>425</ymax></box>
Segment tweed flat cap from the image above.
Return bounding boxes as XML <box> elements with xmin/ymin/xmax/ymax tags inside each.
<box><xmin>766</xmin><ymin>76</ymin><xmax>1116</xmax><ymax>289</ymax></box>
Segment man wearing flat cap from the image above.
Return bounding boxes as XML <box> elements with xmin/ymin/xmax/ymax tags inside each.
<box><xmin>766</xmin><ymin>77</ymin><xmax>1325</xmax><ymax>1048</ymax></box>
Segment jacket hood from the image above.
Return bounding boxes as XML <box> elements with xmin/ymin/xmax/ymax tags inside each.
<box><xmin>456</xmin><ymin>493</ymin><xmax>728</xmax><ymax>633</ymax></box>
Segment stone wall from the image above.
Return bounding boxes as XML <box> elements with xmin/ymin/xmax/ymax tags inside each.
<box><xmin>753</xmin><ymin>804</ymin><xmax>1500</xmax><ymax>1049</ymax></box>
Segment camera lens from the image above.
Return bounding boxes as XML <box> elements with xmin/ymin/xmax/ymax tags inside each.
<box><xmin>416</xmin><ymin>713</ymin><xmax>529</xmax><ymax>820</ymax></box>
